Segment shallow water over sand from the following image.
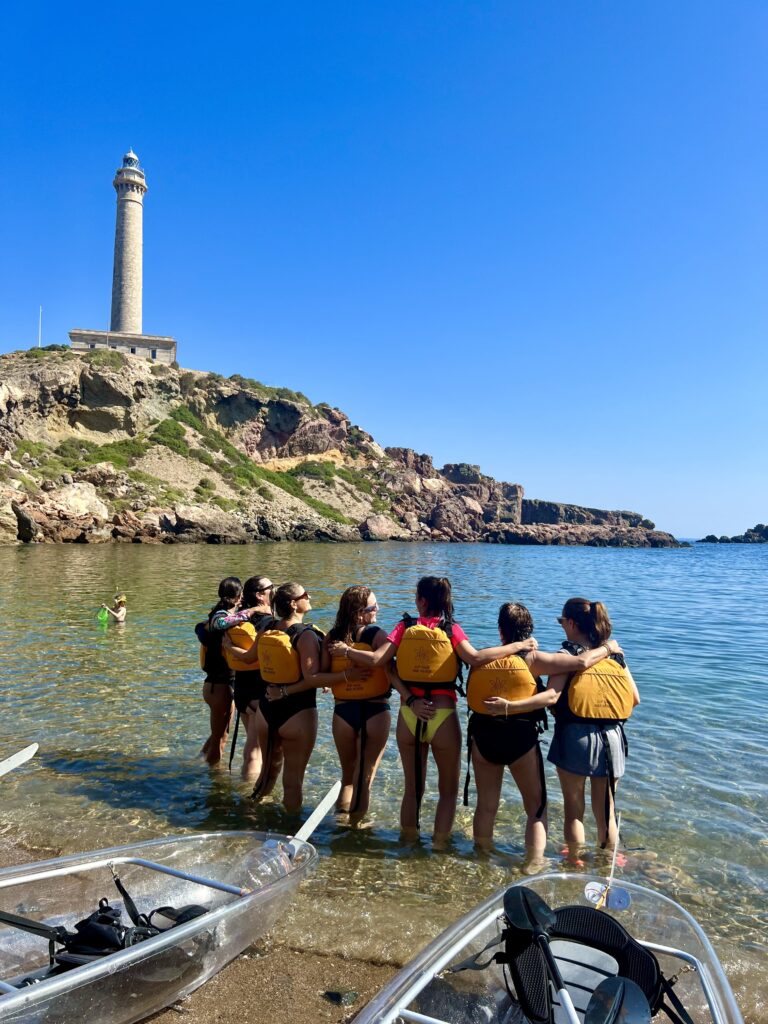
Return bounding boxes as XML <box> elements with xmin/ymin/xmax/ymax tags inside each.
<box><xmin>1</xmin><ymin>543</ymin><xmax>766</xmax><ymax>1018</ymax></box>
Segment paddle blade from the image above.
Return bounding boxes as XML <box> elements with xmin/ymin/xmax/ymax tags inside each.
<box><xmin>503</xmin><ymin>885</ymin><xmax>557</xmax><ymax>933</ymax></box>
<box><xmin>0</xmin><ymin>743</ymin><xmax>39</xmax><ymax>778</ymax></box>
<box><xmin>585</xmin><ymin>977</ymin><xmax>651</xmax><ymax>1024</ymax></box>
<box><xmin>286</xmin><ymin>781</ymin><xmax>342</xmax><ymax>857</ymax></box>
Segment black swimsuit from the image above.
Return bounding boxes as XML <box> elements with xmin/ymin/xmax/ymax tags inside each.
<box><xmin>468</xmin><ymin>713</ymin><xmax>540</xmax><ymax>766</ymax></box>
<box><xmin>334</xmin><ymin>700</ymin><xmax>390</xmax><ymax>731</ymax></box>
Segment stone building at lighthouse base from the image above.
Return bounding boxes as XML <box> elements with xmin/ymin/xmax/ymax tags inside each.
<box><xmin>68</xmin><ymin>329</ymin><xmax>177</xmax><ymax>365</ymax></box>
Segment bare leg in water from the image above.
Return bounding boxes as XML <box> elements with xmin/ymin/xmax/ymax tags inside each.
<box><xmin>201</xmin><ymin>681</ymin><xmax>233</xmax><ymax>765</ymax></box>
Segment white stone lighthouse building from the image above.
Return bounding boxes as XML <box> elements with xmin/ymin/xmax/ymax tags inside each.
<box><xmin>70</xmin><ymin>150</ymin><xmax>177</xmax><ymax>363</ymax></box>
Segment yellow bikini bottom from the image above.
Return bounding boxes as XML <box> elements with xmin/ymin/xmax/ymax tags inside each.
<box><xmin>399</xmin><ymin>706</ymin><xmax>456</xmax><ymax>744</ymax></box>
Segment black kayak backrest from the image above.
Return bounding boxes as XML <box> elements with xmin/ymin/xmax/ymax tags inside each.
<box><xmin>551</xmin><ymin>905</ymin><xmax>663</xmax><ymax>1012</ymax></box>
<box><xmin>503</xmin><ymin>903</ymin><xmax>664</xmax><ymax>1024</ymax></box>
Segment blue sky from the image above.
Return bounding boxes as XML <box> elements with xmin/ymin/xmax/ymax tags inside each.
<box><xmin>1</xmin><ymin>3</ymin><xmax>766</xmax><ymax>537</ymax></box>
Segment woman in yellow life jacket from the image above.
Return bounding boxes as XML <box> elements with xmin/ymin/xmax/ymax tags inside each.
<box><xmin>326</xmin><ymin>586</ymin><xmax>391</xmax><ymax>823</ymax></box>
<box><xmin>224</xmin><ymin>582</ymin><xmax>370</xmax><ymax>812</ymax></box>
<box><xmin>547</xmin><ymin>597</ymin><xmax>640</xmax><ymax>852</ymax></box>
<box><xmin>466</xmin><ymin>602</ymin><xmax>622</xmax><ymax>865</ymax></box>
<box><xmin>334</xmin><ymin>576</ymin><xmax>537</xmax><ymax>844</ymax></box>
<box><xmin>225</xmin><ymin>575</ymin><xmax>275</xmax><ymax>781</ymax></box>
<box><xmin>197</xmin><ymin>577</ymin><xmax>241</xmax><ymax>766</ymax></box>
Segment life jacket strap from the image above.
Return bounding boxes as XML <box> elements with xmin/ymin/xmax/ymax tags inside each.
<box><xmin>534</xmin><ymin>741</ymin><xmax>547</xmax><ymax>820</ymax></box>
<box><xmin>350</xmin><ymin>707</ymin><xmax>369</xmax><ymax>815</ymax></box>
<box><xmin>414</xmin><ymin>718</ymin><xmax>427</xmax><ymax>829</ymax></box>
<box><xmin>463</xmin><ymin>718</ymin><xmax>474</xmax><ymax>807</ymax></box>
<box><xmin>228</xmin><ymin>711</ymin><xmax>241</xmax><ymax>773</ymax></box>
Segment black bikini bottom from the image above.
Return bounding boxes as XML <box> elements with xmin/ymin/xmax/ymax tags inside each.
<box><xmin>469</xmin><ymin>713</ymin><xmax>540</xmax><ymax>766</ymax></box>
<box><xmin>333</xmin><ymin>700</ymin><xmax>390</xmax><ymax>732</ymax></box>
<box><xmin>234</xmin><ymin>672</ymin><xmax>265</xmax><ymax>714</ymax></box>
<box><xmin>258</xmin><ymin>690</ymin><xmax>317</xmax><ymax>732</ymax></box>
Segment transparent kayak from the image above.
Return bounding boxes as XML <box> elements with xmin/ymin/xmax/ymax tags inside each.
<box><xmin>0</xmin><ymin>831</ymin><xmax>317</xmax><ymax>1024</ymax></box>
<box><xmin>356</xmin><ymin>872</ymin><xmax>745</xmax><ymax>1024</ymax></box>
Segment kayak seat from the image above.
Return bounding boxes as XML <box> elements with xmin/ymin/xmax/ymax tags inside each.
<box><xmin>502</xmin><ymin>903</ymin><xmax>663</xmax><ymax>1024</ymax></box>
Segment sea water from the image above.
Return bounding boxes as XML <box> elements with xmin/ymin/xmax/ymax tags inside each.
<box><xmin>0</xmin><ymin>542</ymin><xmax>765</xmax><ymax>1019</ymax></box>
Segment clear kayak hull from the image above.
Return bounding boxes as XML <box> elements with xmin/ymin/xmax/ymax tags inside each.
<box><xmin>0</xmin><ymin>831</ymin><xmax>317</xmax><ymax>1024</ymax></box>
<box><xmin>356</xmin><ymin>872</ymin><xmax>744</xmax><ymax>1024</ymax></box>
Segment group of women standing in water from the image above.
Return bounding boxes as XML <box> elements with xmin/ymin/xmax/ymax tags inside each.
<box><xmin>197</xmin><ymin>575</ymin><xmax>639</xmax><ymax>861</ymax></box>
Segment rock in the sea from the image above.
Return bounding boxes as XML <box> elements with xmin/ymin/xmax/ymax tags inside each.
<box><xmin>11</xmin><ymin>500</ymin><xmax>38</xmax><ymax>542</ymax></box>
<box><xmin>359</xmin><ymin>514</ymin><xmax>409</xmax><ymax>541</ymax></box>
<box><xmin>164</xmin><ymin>504</ymin><xmax>249</xmax><ymax>544</ymax></box>
<box><xmin>698</xmin><ymin>523</ymin><xmax>768</xmax><ymax>544</ymax></box>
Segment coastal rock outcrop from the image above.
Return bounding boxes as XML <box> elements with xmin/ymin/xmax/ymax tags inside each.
<box><xmin>0</xmin><ymin>347</ymin><xmax>679</xmax><ymax>548</ymax></box>
<box><xmin>699</xmin><ymin>523</ymin><xmax>767</xmax><ymax>544</ymax></box>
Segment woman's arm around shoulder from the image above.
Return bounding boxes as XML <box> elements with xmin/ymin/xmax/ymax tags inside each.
<box><xmin>455</xmin><ymin>635</ymin><xmax>539</xmax><ymax>669</ymax></box>
<box><xmin>527</xmin><ymin>639</ymin><xmax>621</xmax><ymax>676</ymax></box>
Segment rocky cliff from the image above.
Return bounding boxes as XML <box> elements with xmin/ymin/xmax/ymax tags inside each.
<box><xmin>0</xmin><ymin>347</ymin><xmax>679</xmax><ymax>547</ymax></box>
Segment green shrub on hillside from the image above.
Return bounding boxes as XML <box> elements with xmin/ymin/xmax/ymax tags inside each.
<box><xmin>54</xmin><ymin>436</ymin><xmax>148</xmax><ymax>471</ymax></box>
<box><xmin>171</xmin><ymin>405</ymin><xmax>205</xmax><ymax>432</ymax></box>
<box><xmin>212</xmin><ymin>496</ymin><xmax>238</xmax><ymax>512</ymax></box>
<box><xmin>84</xmin><ymin>349</ymin><xmax>127</xmax><ymax>370</ymax></box>
<box><xmin>25</xmin><ymin>344</ymin><xmax>71</xmax><ymax>359</ymax></box>
<box><xmin>127</xmin><ymin>469</ymin><xmax>164</xmax><ymax>487</ymax></box>
<box><xmin>289</xmin><ymin>461</ymin><xmax>336</xmax><ymax>482</ymax></box>
<box><xmin>151</xmin><ymin>419</ymin><xmax>189</xmax><ymax>457</ymax></box>
<box><xmin>190</xmin><ymin>447</ymin><xmax>215</xmax><ymax>467</ymax></box>
<box><xmin>227</xmin><ymin>373</ymin><xmax>311</xmax><ymax>407</ymax></box>
<box><xmin>14</xmin><ymin>440</ymin><xmax>47</xmax><ymax>460</ymax></box>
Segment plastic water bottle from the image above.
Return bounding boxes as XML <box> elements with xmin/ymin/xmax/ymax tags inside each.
<box><xmin>244</xmin><ymin>840</ymin><xmax>294</xmax><ymax>888</ymax></box>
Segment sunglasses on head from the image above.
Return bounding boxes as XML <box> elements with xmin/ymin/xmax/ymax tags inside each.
<box><xmin>257</xmin><ymin>583</ymin><xmax>274</xmax><ymax>593</ymax></box>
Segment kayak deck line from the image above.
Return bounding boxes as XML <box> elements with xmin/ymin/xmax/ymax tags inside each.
<box><xmin>0</xmin><ymin>856</ymin><xmax>251</xmax><ymax>898</ymax></box>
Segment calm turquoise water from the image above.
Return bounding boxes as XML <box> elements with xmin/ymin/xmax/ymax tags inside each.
<box><xmin>0</xmin><ymin>543</ymin><xmax>766</xmax><ymax>1018</ymax></box>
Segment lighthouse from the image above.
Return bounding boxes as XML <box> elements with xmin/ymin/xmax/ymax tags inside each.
<box><xmin>110</xmin><ymin>149</ymin><xmax>147</xmax><ymax>334</ymax></box>
<box><xmin>69</xmin><ymin>150</ymin><xmax>177</xmax><ymax>364</ymax></box>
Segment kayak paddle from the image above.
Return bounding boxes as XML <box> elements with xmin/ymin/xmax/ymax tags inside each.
<box><xmin>0</xmin><ymin>743</ymin><xmax>39</xmax><ymax>779</ymax></box>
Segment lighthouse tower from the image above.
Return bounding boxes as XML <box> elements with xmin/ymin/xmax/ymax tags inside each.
<box><xmin>69</xmin><ymin>150</ymin><xmax>177</xmax><ymax>364</ymax></box>
<box><xmin>110</xmin><ymin>149</ymin><xmax>147</xmax><ymax>334</ymax></box>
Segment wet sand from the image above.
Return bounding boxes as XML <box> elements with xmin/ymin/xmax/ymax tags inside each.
<box><xmin>151</xmin><ymin>938</ymin><xmax>396</xmax><ymax>1024</ymax></box>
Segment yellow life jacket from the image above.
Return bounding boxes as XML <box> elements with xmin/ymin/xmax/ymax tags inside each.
<box><xmin>330</xmin><ymin>626</ymin><xmax>389</xmax><ymax>700</ymax></box>
<box><xmin>224</xmin><ymin>622</ymin><xmax>258</xmax><ymax>672</ymax></box>
<box><xmin>257</xmin><ymin>624</ymin><xmax>323</xmax><ymax>685</ymax></box>
<box><xmin>567</xmin><ymin>658</ymin><xmax>635</xmax><ymax>721</ymax></box>
<box><xmin>466</xmin><ymin>656</ymin><xmax>538</xmax><ymax>714</ymax></box>
<box><xmin>396</xmin><ymin>619</ymin><xmax>459</xmax><ymax>686</ymax></box>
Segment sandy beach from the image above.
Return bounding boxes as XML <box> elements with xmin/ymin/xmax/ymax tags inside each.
<box><xmin>150</xmin><ymin>937</ymin><xmax>396</xmax><ymax>1024</ymax></box>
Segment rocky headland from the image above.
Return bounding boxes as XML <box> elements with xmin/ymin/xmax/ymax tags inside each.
<box><xmin>0</xmin><ymin>347</ymin><xmax>679</xmax><ymax>547</ymax></box>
